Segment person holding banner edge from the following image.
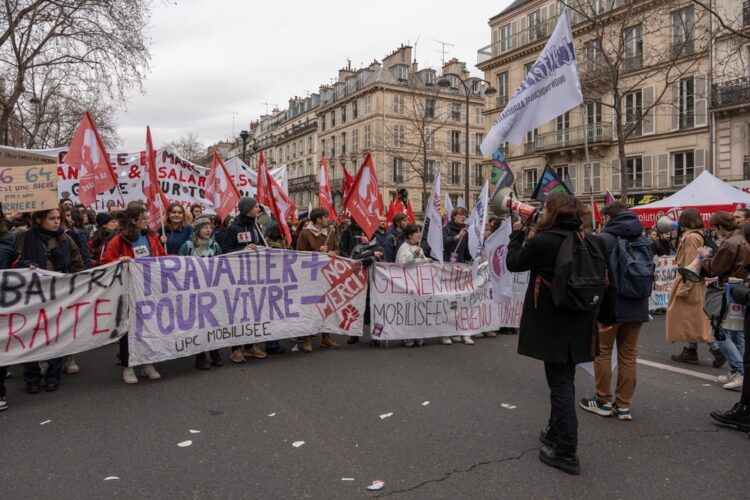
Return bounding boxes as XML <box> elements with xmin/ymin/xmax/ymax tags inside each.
<box><xmin>17</xmin><ymin>208</ymin><xmax>84</xmax><ymax>394</ymax></box>
<box><xmin>101</xmin><ymin>205</ymin><xmax>166</xmax><ymax>384</ymax></box>
<box><xmin>0</xmin><ymin>205</ymin><xmax>18</xmax><ymax>410</ymax></box>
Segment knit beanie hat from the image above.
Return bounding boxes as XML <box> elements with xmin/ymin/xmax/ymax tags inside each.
<box><xmin>237</xmin><ymin>197</ymin><xmax>258</xmax><ymax>216</ymax></box>
<box><xmin>192</xmin><ymin>216</ymin><xmax>213</xmax><ymax>233</ymax></box>
<box><xmin>95</xmin><ymin>212</ymin><xmax>113</xmax><ymax>227</ymax></box>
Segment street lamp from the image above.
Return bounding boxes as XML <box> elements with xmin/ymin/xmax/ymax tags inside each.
<box><xmin>437</xmin><ymin>74</ymin><xmax>496</xmax><ymax>205</ymax></box>
<box><xmin>240</xmin><ymin>129</ymin><xmax>249</xmax><ymax>163</ymax></box>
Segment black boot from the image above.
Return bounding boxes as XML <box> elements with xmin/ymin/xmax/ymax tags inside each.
<box><xmin>209</xmin><ymin>350</ymin><xmax>223</xmax><ymax>367</ymax></box>
<box><xmin>711</xmin><ymin>349</ymin><xmax>726</xmax><ymax>368</ymax></box>
<box><xmin>671</xmin><ymin>347</ymin><xmax>699</xmax><ymax>365</ymax></box>
<box><xmin>539</xmin><ymin>426</ymin><xmax>556</xmax><ymax>447</ymax></box>
<box><xmin>710</xmin><ymin>403</ymin><xmax>750</xmax><ymax>432</ymax></box>
<box><xmin>539</xmin><ymin>445</ymin><xmax>580</xmax><ymax>475</ymax></box>
<box><xmin>195</xmin><ymin>353</ymin><xmax>210</xmax><ymax>370</ymax></box>
<box><xmin>347</xmin><ymin>336</ymin><xmax>360</xmax><ymax>344</ymax></box>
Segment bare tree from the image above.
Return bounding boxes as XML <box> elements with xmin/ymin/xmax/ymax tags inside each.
<box><xmin>0</xmin><ymin>0</ymin><xmax>152</xmax><ymax>146</ymax></box>
<box><xmin>164</xmin><ymin>132</ymin><xmax>204</xmax><ymax>162</ymax></box>
<box><xmin>561</xmin><ymin>0</ymin><xmax>711</xmax><ymax>199</ymax></box>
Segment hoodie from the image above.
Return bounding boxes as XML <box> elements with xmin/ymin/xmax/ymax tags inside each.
<box><xmin>597</xmin><ymin>211</ymin><xmax>650</xmax><ymax>324</ymax></box>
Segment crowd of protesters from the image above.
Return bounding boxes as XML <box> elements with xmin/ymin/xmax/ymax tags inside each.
<box><xmin>1</xmin><ymin>194</ymin><xmax>748</xmax><ymax>478</ymax></box>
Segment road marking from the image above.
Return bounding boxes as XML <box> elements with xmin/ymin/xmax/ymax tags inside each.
<box><xmin>636</xmin><ymin>358</ymin><xmax>719</xmax><ymax>382</ymax></box>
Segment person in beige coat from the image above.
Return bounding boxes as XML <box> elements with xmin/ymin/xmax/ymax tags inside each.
<box><xmin>667</xmin><ymin>208</ymin><xmax>724</xmax><ymax>367</ymax></box>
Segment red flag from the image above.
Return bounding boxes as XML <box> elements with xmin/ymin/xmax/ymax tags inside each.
<box><xmin>65</xmin><ymin>112</ymin><xmax>118</xmax><ymax>206</ymax></box>
<box><xmin>206</xmin><ymin>151</ymin><xmax>241</xmax><ymax>222</ymax></box>
<box><xmin>144</xmin><ymin>126</ymin><xmax>169</xmax><ymax>231</ymax></box>
<box><xmin>593</xmin><ymin>201</ymin><xmax>603</xmax><ymax>225</ymax></box>
<box><xmin>342</xmin><ymin>163</ymin><xmax>354</xmax><ymax>198</ymax></box>
<box><xmin>404</xmin><ymin>199</ymin><xmax>416</xmax><ymax>223</ymax></box>
<box><xmin>386</xmin><ymin>197</ymin><xmax>403</xmax><ymax>225</ymax></box>
<box><xmin>260</xmin><ymin>157</ymin><xmax>297</xmax><ymax>246</ymax></box>
<box><xmin>319</xmin><ymin>155</ymin><xmax>335</xmax><ymax>218</ymax></box>
<box><xmin>340</xmin><ymin>153</ymin><xmax>380</xmax><ymax>238</ymax></box>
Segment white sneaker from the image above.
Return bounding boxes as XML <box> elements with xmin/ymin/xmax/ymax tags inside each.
<box><xmin>717</xmin><ymin>373</ymin><xmax>734</xmax><ymax>384</ymax></box>
<box><xmin>484</xmin><ymin>331</ymin><xmax>497</xmax><ymax>338</ymax></box>
<box><xmin>403</xmin><ymin>340</ymin><xmax>415</xmax><ymax>347</ymax></box>
<box><xmin>474</xmin><ymin>332</ymin><xmax>485</xmax><ymax>338</ymax></box>
<box><xmin>415</xmin><ymin>339</ymin><xmax>425</xmax><ymax>346</ymax></box>
<box><xmin>140</xmin><ymin>364</ymin><xmax>161</xmax><ymax>380</ymax></box>
<box><xmin>440</xmin><ymin>337</ymin><xmax>453</xmax><ymax>345</ymax></box>
<box><xmin>723</xmin><ymin>374</ymin><xmax>744</xmax><ymax>391</ymax></box>
<box><xmin>463</xmin><ymin>336</ymin><xmax>475</xmax><ymax>345</ymax></box>
<box><xmin>451</xmin><ymin>336</ymin><xmax>462</xmax><ymax>342</ymax></box>
<box><xmin>64</xmin><ymin>356</ymin><xmax>80</xmax><ymax>374</ymax></box>
<box><xmin>122</xmin><ymin>367</ymin><xmax>139</xmax><ymax>384</ymax></box>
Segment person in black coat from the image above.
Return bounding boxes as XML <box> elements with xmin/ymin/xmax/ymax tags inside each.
<box><xmin>339</xmin><ymin>220</ymin><xmax>368</xmax><ymax>258</ymax></box>
<box><xmin>384</xmin><ymin>213</ymin><xmax>407</xmax><ymax>262</ymax></box>
<box><xmin>710</xmin><ymin>223</ymin><xmax>750</xmax><ymax>434</ymax></box>
<box><xmin>0</xmin><ymin>206</ymin><xmax>18</xmax><ymax>411</ymax></box>
<box><xmin>443</xmin><ymin>207</ymin><xmax>472</xmax><ymax>263</ymax></box>
<box><xmin>506</xmin><ymin>192</ymin><xmax>615</xmax><ymax>475</ymax></box>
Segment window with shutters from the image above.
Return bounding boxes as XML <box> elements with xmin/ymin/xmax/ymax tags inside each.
<box><xmin>499</xmin><ymin>23</ymin><xmax>512</xmax><ymax>52</ymax></box>
<box><xmin>625</xmin><ymin>90</ymin><xmax>643</xmax><ymax>137</ymax></box>
<box><xmin>524</xmin><ymin>169</ymin><xmax>538</xmax><ymax>196</ymax></box>
<box><xmin>585</xmin><ymin>39</ymin><xmax>604</xmax><ymax>73</ymax></box>
<box><xmin>352</xmin><ymin>128</ymin><xmax>359</xmax><ymax>152</ymax></box>
<box><xmin>673</xmin><ymin>151</ymin><xmax>694</xmax><ymax>186</ymax></box>
<box><xmin>557</xmin><ymin>112</ymin><xmax>570</xmax><ymax>146</ymax></box>
<box><xmin>475</xmin><ymin>106</ymin><xmax>484</xmax><ymax>126</ymax></box>
<box><xmin>425</xmin><ymin>98</ymin><xmax>436</xmax><ymax>118</ymax></box>
<box><xmin>451</xmin><ymin>103</ymin><xmax>461</xmax><ymax>121</ymax></box>
<box><xmin>626</xmin><ymin>157</ymin><xmax>643</xmax><ymax>189</ymax></box>
<box><xmin>525</xmin><ymin>128</ymin><xmax>538</xmax><ymax>154</ymax></box>
<box><xmin>364</xmin><ymin>125</ymin><xmax>371</xmax><ymax>149</ymax></box>
<box><xmin>393</xmin><ymin>95</ymin><xmax>405</xmax><ymax>114</ymax></box>
<box><xmin>583</xmin><ymin>162</ymin><xmax>601</xmax><ymax>192</ymax></box>
<box><xmin>474</xmin><ymin>164</ymin><xmax>483</xmax><ymax>186</ymax></box>
<box><xmin>528</xmin><ymin>10</ymin><xmax>542</xmax><ymax>42</ymax></box>
<box><xmin>451</xmin><ymin>130</ymin><xmax>461</xmax><ymax>153</ymax></box>
<box><xmin>364</xmin><ymin>94</ymin><xmax>371</xmax><ymax>114</ymax></box>
<box><xmin>425</xmin><ymin>127</ymin><xmax>435</xmax><ymax>151</ymax></box>
<box><xmin>678</xmin><ymin>77</ymin><xmax>695</xmax><ymax>129</ymax></box>
<box><xmin>497</xmin><ymin>71</ymin><xmax>509</xmax><ymax>108</ymax></box>
<box><xmin>393</xmin><ymin>125</ymin><xmax>405</xmax><ymax>148</ymax></box>
<box><xmin>474</xmin><ymin>133</ymin><xmax>484</xmax><ymax>155</ymax></box>
<box><xmin>555</xmin><ymin>165</ymin><xmax>569</xmax><ymax>181</ymax></box>
<box><xmin>672</xmin><ymin>6</ymin><xmax>694</xmax><ymax>57</ymax></box>
<box><xmin>392</xmin><ymin>157</ymin><xmax>404</xmax><ymax>183</ymax></box>
<box><xmin>624</xmin><ymin>24</ymin><xmax>643</xmax><ymax>70</ymax></box>
<box><xmin>450</xmin><ymin>162</ymin><xmax>461</xmax><ymax>185</ymax></box>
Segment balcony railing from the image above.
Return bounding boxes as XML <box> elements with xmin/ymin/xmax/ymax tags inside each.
<box><xmin>525</xmin><ymin>123</ymin><xmax>613</xmax><ymax>153</ymax></box>
<box><xmin>477</xmin><ymin>17</ymin><xmax>557</xmax><ymax>64</ymax></box>
<box><xmin>496</xmin><ymin>95</ymin><xmax>508</xmax><ymax>109</ymax></box>
<box><xmin>672</xmin><ymin>173</ymin><xmax>695</xmax><ymax>186</ymax></box>
<box><xmin>712</xmin><ymin>77</ymin><xmax>750</xmax><ymax>109</ymax></box>
<box><xmin>622</xmin><ymin>53</ymin><xmax>643</xmax><ymax>71</ymax></box>
<box><xmin>671</xmin><ymin>39</ymin><xmax>694</xmax><ymax>58</ymax></box>
<box><xmin>626</xmin><ymin>178</ymin><xmax>643</xmax><ymax>189</ymax></box>
<box><xmin>288</xmin><ymin>174</ymin><xmax>316</xmax><ymax>189</ymax></box>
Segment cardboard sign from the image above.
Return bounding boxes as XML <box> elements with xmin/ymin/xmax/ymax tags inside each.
<box><xmin>0</xmin><ymin>164</ymin><xmax>59</xmax><ymax>212</ymax></box>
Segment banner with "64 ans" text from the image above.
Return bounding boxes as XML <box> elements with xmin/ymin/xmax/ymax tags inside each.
<box><xmin>127</xmin><ymin>249</ymin><xmax>367</xmax><ymax>365</ymax></box>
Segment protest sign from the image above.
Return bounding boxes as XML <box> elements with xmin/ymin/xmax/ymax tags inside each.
<box><xmin>0</xmin><ymin>145</ymin><xmax>57</xmax><ymax>167</ymax></box>
<box><xmin>650</xmin><ymin>256</ymin><xmax>676</xmax><ymax>311</ymax></box>
<box><xmin>0</xmin><ymin>262</ymin><xmax>128</xmax><ymax>365</ymax></box>
<box><xmin>369</xmin><ymin>261</ymin><xmax>528</xmax><ymax>340</ymax></box>
<box><xmin>0</xmin><ymin>164</ymin><xmax>59</xmax><ymax>212</ymax></box>
<box><xmin>127</xmin><ymin>249</ymin><xmax>367</xmax><ymax>365</ymax></box>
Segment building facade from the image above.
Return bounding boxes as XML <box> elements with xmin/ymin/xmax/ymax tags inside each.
<box><xmin>476</xmin><ymin>0</ymin><xmax>743</xmax><ymax>207</ymax></box>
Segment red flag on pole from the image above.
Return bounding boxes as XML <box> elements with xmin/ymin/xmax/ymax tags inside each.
<box><xmin>404</xmin><ymin>199</ymin><xmax>416</xmax><ymax>223</ymax></box>
<box><xmin>319</xmin><ymin>155</ymin><xmax>335</xmax><ymax>218</ymax></box>
<box><xmin>206</xmin><ymin>151</ymin><xmax>241</xmax><ymax>222</ymax></box>
<box><xmin>340</xmin><ymin>153</ymin><xmax>381</xmax><ymax>238</ymax></box>
<box><xmin>259</xmin><ymin>155</ymin><xmax>296</xmax><ymax>246</ymax></box>
<box><xmin>593</xmin><ymin>201</ymin><xmax>603</xmax><ymax>226</ymax></box>
<box><xmin>144</xmin><ymin>126</ymin><xmax>169</xmax><ymax>231</ymax></box>
<box><xmin>256</xmin><ymin>152</ymin><xmax>271</xmax><ymax>208</ymax></box>
<box><xmin>66</xmin><ymin>112</ymin><xmax>119</xmax><ymax>206</ymax></box>
<box><xmin>342</xmin><ymin>163</ymin><xmax>354</xmax><ymax>198</ymax></box>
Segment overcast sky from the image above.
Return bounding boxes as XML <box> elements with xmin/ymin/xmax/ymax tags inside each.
<box><xmin>116</xmin><ymin>0</ymin><xmax>512</xmax><ymax>151</ymax></box>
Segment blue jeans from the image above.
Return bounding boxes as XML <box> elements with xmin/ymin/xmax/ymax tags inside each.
<box><xmin>716</xmin><ymin>329</ymin><xmax>745</xmax><ymax>375</ymax></box>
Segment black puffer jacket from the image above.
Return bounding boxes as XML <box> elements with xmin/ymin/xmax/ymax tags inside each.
<box><xmin>443</xmin><ymin>221</ymin><xmax>471</xmax><ymax>263</ymax></box>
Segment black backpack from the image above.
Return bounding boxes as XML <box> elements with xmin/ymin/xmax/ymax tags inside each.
<box><xmin>609</xmin><ymin>235</ymin><xmax>655</xmax><ymax>299</ymax></box>
<box><xmin>549</xmin><ymin>230</ymin><xmax>608</xmax><ymax>311</ymax></box>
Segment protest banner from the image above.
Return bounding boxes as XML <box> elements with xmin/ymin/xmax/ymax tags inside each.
<box><xmin>369</xmin><ymin>261</ymin><xmax>528</xmax><ymax>340</ymax></box>
<box><xmin>0</xmin><ymin>145</ymin><xmax>58</xmax><ymax>167</ymax></box>
<box><xmin>0</xmin><ymin>262</ymin><xmax>128</xmax><ymax>365</ymax></box>
<box><xmin>0</xmin><ymin>164</ymin><xmax>59</xmax><ymax>212</ymax></box>
<box><xmin>650</xmin><ymin>256</ymin><xmax>677</xmax><ymax>311</ymax></box>
<box><xmin>127</xmin><ymin>249</ymin><xmax>367</xmax><ymax>365</ymax></box>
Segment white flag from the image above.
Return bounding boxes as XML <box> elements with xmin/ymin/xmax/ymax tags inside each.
<box><xmin>457</xmin><ymin>196</ymin><xmax>466</xmax><ymax>209</ymax></box>
<box><xmin>467</xmin><ymin>180</ymin><xmax>490</xmax><ymax>277</ymax></box>
<box><xmin>443</xmin><ymin>193</ymin><xmax>454</xmax><ymax>225</ymax></box>
<box><xmin>480</xmin><ymin>10</ymin><xmax>583</xmax><ymax>156</ymax></box>
<box><xmin>484</xmin><ymin>218</ymin><xmax>513</xmax><ymax>302</ymax></box>
<box><xmin>424</xmin><ymin>171</ymin><xmax>443</xmax><ymax>262</ymax></box>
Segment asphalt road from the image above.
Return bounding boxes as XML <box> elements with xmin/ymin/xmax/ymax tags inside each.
<box><xmin>1</xmin><ymin>316</ymin><xmax>747</xmax><ymax>499</ymax></box>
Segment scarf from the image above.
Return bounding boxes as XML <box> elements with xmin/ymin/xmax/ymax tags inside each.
<box><xmin>23</xmin><ymin>226</ymin><xmax>70</xmax><ymax>273</ymax></box>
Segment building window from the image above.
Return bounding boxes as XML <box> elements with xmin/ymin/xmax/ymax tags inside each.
<box><xmin>673</xmin><ymin>150</ymin><xmax>695</xmax><ymax>186</ymax></box>
<box><xmin>587</xmin><ymin>101</ymin><xmax>602</xmax><ymax>124</ymax></box>
<box><xmin>392</xmin><ymin>157</ymin><xmax>404</xmax><ymax>182</ymax></box>
<box><xmin>308</xmin><ymin>137</ymin><xmax>313</xmax><ymax>154</ymax></box>
<box><xmin>450</xmin><ymin>162</ymin><xmax>461</xmax><ymax>185</ymax></box>
<box><xmin>475</xmin><ymin>107</ymin><xmax>484</xmax><ymax>126</ymax></box>
<box><xmin>423</xmin><ymin>71</ymin><xmax>435</xmax><ymax>86</ymax></box>
<box><xmin>330</xmin><ymin>136</ymin><xmax>336</xmax><ymax>158</ymax></box>
<box><xmin>331</xmin><ymin>110</ymin><xmax>336</xmax><ymax>127</ymax></box>
<box><xmin>451</xmin><ymin>103</ymin><xmax>461</xmax><ymax>122</ymax></box>
<box><xmin>393</xmin><ymin>94</ymin><xmax>405</xmax><ymax>114</ymax></box>
<box><xmin>364</xmin><ymin>94</ymin><xmax>371</xmax><ymax>114</ymax></box>
<box><xmin>678</xmin><ymin>77</ymin><xmax>695</xmax><ymax>129</ymax></box>
<box><xmin>321</xmin><ymin>114</ymin><xmax>326</xmax><ymax>131</ymax></box>
<box><xmin>352</xmin><ymin>100</ymin><xmax>358</xmax><ymax>119</ymax></box>
<box><xmin>451</xmin><ymin>130</ymin><xmax>461</xmax><ymax>153</ymax></box>
<box><xmin>526</xmin><ymin>128</ymin><xmax>537</xmax><ymax>148</ymax></box>
<box><xmin>396</xmin><ymin>65</ymin><xmax>408</xmax><ymax>81</ymax></box>
<box><xmin>672</xmin><ymin>6</ymin><xmax>695</xmax><ymax>56</ymax></box>
<box><xmin>624</xmin><ymin>24</ymin><xmax>643</xmax><ymax>70</ymax></box>
<box><xmin>556</xmin><ymin>112</ymin><xmax>570</xmax><ymax>145</ymax></box>
<box><xmin>499</xmin><ymin>23</ymin><xmax>512</xmax><ymax>52</ymax></box>
<box><xmin>425</xmin><ymin>98</ymin><xmax>436</xmax><ymax>118</ymax></box>
<box><xmin>497</xmin><ymin>71</ymin><xmax>509</xmax><ymax>107</ymax></box>
<box><xmin>320</xmin><ymin>139</ymin><xmax>326</xmax><ymax>157</ymax></box>
<box><xmin>342</xmin><ymin>105</ymin><xmax>348</xmax><ymax>124</ymax></box>
<box><xmin>426</xmin><ymin>127</ymin><xmax>435</xmax><ymax>151</ymax></box>
<box><xmin>626</xmin><ymin>157</ymin><xmax>643</xmax><ymax>189</ymax></box>
<box><xmin>425</xmin><ymin>160</ymin><xmax>436</xmax><ymax>182</ymax></box>
<box><xmin>528</xmin><ymin>9</ymin><xmax>542</xmax><ymax>42</ymax></box>
<box><xmin>524</xmin><ymin>169</ymin><xmax>538</xmax><ymax>195</ymax></box>
<box><xmin>625</xmin><ymin>90</ymin><xmax>643</xmax><ymax>137</ymax></box>
<box><xmin>393</xmin><ymin>124</ymin><xmax>405</xmax><ymax>148</ymax></box>
<box><xmin>555</xmin><ymin>165</ymin><xmax>569</xmax><ymax>181</ymax></box>
<box><xmin>585</xmin><ymin>39</ymin><xmax>604</xmax><ymax>72</ymax></box>
<box><xmin>352</xmin><ymin>128</ymin><xmax>359</xmax><ymax>152</ymax></box>
<box><xmin>474</xmin><ymin>133</ymin><xmax>484</xmax><ymax>155</ymax></box>
<box><xmin>364</xmin><ymin>124</ymin><xmax>371</xmax><ymax>149</ymax></box>
<box><xmin>340</xmin><ymin>132</ymin><xmax>347</xmax><ymax>155</ymax></box>
<box><xmin>474</xmin><ymin>164</ymin><xmax>483</xmax><ymax>186</ymax></box>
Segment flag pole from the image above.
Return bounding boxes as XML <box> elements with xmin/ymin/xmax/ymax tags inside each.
<box><xmin>581</xmin><ymin>105</ymin><xmax>596</xmax><ymax>231</ymax></box>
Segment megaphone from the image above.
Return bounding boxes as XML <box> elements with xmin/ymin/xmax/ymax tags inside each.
<box><xmin>656</xmin><ymin>215</ymin><xmax>678</xmax><ymax>233</ymax></box>
<box><xmin>677</xmin><ymin>254</ymin><xmax>703</xmax><ymax>283</ymax></box>
<box><xmin>490</xmin><ymin>187</ymin><xmax>540</xmax><ymax>221</ymax></box>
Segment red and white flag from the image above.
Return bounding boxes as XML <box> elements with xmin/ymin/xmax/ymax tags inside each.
<box><xmin>342</xmin><ymin>162</ymin><xmax>354</xmax><ymax>199</ymax></box>
<box><xmin>65</xmin><ymin>112</ymin><xmax>119</xmax><ymax>206</ymax></box>
<box><xmin>340</xmin><ymin>153</ymin><xmax>380</xmax><ymax>238</ymax></box>
<box><xmin>206</xmin><ymin>151</ymin><xmax>241</xmax><ymax>222</ymax></box>
<box><xmin>144</xmin><ymin>126</ymin><xmax>169</xmax><ymax>231</ymax></box>
<box><xmin>256</xmin><ymin>152</ymin><xmax>271</xmax><ymax>208</ymax></box>
<box><xmin>258</xmin><ymin>152</ymin><xmax>297</xmax><ymax>246</ymax></box>
<box><xmin>319</xmin><ymin>155</ymin><xmax>335</xmax><ymax>218</ymax></box>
